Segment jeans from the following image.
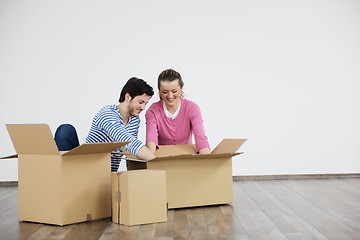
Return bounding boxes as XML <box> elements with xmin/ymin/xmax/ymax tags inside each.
<box><xmin>54</xmin><ymin>124</ymin><xmax>80</xmax><ymax>151</ymax></box>
<box><xmin>54</xmin><ymin>123</ymin><xmax>121</xmax><ymax>171</ymax></box>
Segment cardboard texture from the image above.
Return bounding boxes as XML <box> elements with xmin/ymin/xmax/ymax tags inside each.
<box><xmin>111</xmin><ymin>169</ymin><xmax>167</xmax><ymax>226</ymax></box>
<box><xmin>127</xmin><ymin>138</ymin><xmax>247</xmax><ymax>209</ymax></box>
<box><xmin>5</xmin><ymin>123</ymin><xmax>129</xmax><ymax>226</ymax></box>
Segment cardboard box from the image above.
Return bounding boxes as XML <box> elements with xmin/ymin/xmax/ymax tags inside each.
<box><xmin>127</xmin><ymin>139</ymin><xmax>247</xmax><ymax>209</ymax></box>
<box><xmin>5</xmin><ymin>123</ymin><xmax>129</xmax><ymax>226</ymax></box>
<box><xmin>111</xmin><ymin>169</ymin><xmax>167</xmax><ymax>226</ymax></box>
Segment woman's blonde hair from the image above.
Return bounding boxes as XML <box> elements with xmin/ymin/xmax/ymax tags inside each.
<box><xmin>157</xmin><ymin>68</ymin><xmax>184</xmax><ymax>89</ymax></box>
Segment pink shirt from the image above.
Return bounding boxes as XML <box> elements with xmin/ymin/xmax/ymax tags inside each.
<box><xmin>145</xmin><ymin>98</ymin><xmax>210</xmax><ymax>152</ymax></box>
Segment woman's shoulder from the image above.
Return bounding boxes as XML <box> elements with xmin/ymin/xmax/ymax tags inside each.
<box><xmin>182</xmin><ymin>98</ymin><xmax>199</xmax><ymax>107</ymax></box>
<box><xmin>147</xmin><ymin>100</ymin><xmax>162</xmax><ymax>112</ymax></box>
<box><xmin>149</xmin><ymin>100</ymin><xmax>162</xmax><ymax>107</ymax></box>
<box><xmin>181</xmin><ymin>98</ymin><xmax>201</xmax><ymax>111</ymax></box>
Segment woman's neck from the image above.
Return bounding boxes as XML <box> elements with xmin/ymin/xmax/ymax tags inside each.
<box><xmin>165</xmin><ymin>101</ymin><xmax>180</xmax><ymax>114</ymax></box>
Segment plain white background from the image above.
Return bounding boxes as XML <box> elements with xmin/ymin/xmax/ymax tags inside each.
<box><xmin>1</xmin><ymin>0</ymin><xmax>360</xmax><ymax>181</ymax></box>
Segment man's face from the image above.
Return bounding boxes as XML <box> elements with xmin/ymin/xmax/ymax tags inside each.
<box><xmin>128</xmin><ymin>93</ymin><xmax>152</xmax><ymax>117</ymax></box>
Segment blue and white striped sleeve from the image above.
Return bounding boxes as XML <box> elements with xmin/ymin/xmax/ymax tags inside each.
<box><xmin>96</xmin><ymin>110</ymin><xmax>144</xmax><ymax>156</ymax></box>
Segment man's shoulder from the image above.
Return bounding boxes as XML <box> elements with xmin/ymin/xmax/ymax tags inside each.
<box><xmin>101</xmin><ymin>104</ymin><xmax>117</xmax><ymax>109</ymax></box>
<box><xmin>98</xmin><ymin>104</ymin><xmax>118</xmax><ymax>113</ymax></box>
<box><xmin>95</xmin><ymin>104</ymin><xmax>120</xmax><ymax>119</ymax></box>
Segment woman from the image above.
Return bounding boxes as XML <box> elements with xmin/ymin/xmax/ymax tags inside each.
<box><xmin>145</xmin><ymin>68</ymin><xmax>211</xmax><ymax>154</ymax></box>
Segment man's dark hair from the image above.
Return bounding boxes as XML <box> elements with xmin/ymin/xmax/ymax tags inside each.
<box><xmin>119</xmin><ymin>77</ymin><xmax>154</xmax><ymax>102</ymax></box>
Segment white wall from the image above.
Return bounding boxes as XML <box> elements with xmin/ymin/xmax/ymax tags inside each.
<box><xmin>1</xmin><ymin>0</ymin><xmax>360</xmax><ymax>181</ymax></box>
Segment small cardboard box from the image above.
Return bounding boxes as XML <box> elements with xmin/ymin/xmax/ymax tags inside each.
<box><xmin>111</xmin><ymin>169</ymin><xmax>167</xmax><ymax>226</ymax></box>
<box><xmin>5</xmin><ymin>124</ymin><xmax>129</xmax><ymax>226</ymax></box>
<box><xmin>127</xmin><ymin>139</ymin><xmax>247</xmax><ymax>209</ymax></box>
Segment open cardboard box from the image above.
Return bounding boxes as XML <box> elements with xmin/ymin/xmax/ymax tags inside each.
<box><xmin>127</xmin><ymin>138</ymin><xmax>247</xmax><ymax>209</ymax></box>
<box><xmin>111</xmin><ymin>169</ymin><xmax>167</xmax><ymax>226</ymax></box>
<box><xmin>4</xmin><ymin>124</ymin><xmax>129</xmax><ymax>226</ymax></box>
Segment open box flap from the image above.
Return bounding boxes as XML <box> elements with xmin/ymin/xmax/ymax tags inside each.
<box><xmin>211</xmin><ymin>139</ymin><xmax>247</xmax><ymax>154</ymax></box>
<box><xmin>6</xmin><ymin>124</ymin><xmax>59</xmax><ymax>155</ymax></box>
<box><xmin>155</xmin><ymin>144</ymin><xmax>196</xmax><ymax>157</ymax></box>
<box><xmin>0</xmin><ymin>154</ymin><xmax>18</xmax><ymax>159</ymax></box>
<box><xmin>124</xmin><ymin>152</ymin><xmax>243</xmax><ymax>163</ymax></box>
<box><xmin>152</xmin><ymin>139</ymin><xmax>247</xmax><ymax>158</ymax></box>
<box><xmin>62</xmin><ymin>142</ymin><xmax>130</xmax><ymax>156</ymax></box>
<box><xmin>123</xmin><ymin>139</ymin><xmax>246</xmax><ymax>162</ymax></box>
<box><xmin>150</xmin><ymin>152</ymin><xmax>243</xmax><ymax>161</ymax></box>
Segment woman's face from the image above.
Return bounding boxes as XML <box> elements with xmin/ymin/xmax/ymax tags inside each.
<box><xmin>159</xmin><ymin>79</ymin><xmax>182</xmax><ymax>108</ymax></box>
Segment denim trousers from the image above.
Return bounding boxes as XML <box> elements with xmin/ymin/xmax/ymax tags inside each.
<box><xmin>54</xmin><ymin>124</ymin><xmax>80</xmax><ymax>151</ymax></box>
<box><xmin>54</xmin><ymin>123</ymin><xmax>121</xmax><ymax>171</ymax></box>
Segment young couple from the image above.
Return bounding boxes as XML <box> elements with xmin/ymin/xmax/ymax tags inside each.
<box><xmin>55</xmin><ymin>68</ymin><xmax>211</xmax><ymax>171</ymax></box>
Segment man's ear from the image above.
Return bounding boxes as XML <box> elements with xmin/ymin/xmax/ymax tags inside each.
<box><xmin>125</xmin><ymin>93</ymin><xmax>132</xmax><ymax>102</ymax></box>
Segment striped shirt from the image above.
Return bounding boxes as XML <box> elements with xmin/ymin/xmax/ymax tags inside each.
<box><xmin>86</xmin><ymin>104</ymin><xmax>144</xmax><ymax>158</ymax></box>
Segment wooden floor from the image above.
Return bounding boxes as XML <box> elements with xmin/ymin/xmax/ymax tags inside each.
<box><xmin>1</xmin><ymin>178</ymin><xmax>360</xmax><ymax>240</ymax></box>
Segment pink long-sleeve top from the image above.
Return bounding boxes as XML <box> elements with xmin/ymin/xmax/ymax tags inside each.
<box><xmin>145</xmin><ymin>98</ymin><xmax>210</xmax><ymax>153</ymax></box>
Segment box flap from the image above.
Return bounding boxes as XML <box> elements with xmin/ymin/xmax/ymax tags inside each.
<box><xmin>210</xmin><ymin>152</ymin><xmax>243</xmax><ymax>158</ymax></box>
<box><xmin>151</xmin><ymin>152</ymin><xmax>243</xmax><ymax>161</ymax></box>
<box><xmin>211</xmin><ymin>139</ymin><xmax>247</xmax><ymax>154</ymax></box>
<box><xmin>6</xmin><ymin>124</ymin><xmax>59</xmax><ymax>155</ymax></box>
<box><xmin>137</xmin><ymin>140</ymin><xmax>246</xmax><ymax>162</ymax></box>
<box><xmin>62</xmin><ymin>142</ymin><xmax>130</xmax><ymax>156</ymax></box>
<box><xmin>155</xmin><ymin>144</ymin><xmax>196</xmax><ymax>157</ymax></box>
<box><xmin>0</xmin><ymin>154</ymin><xmax>18</xmax><ymax>159</ymax></box>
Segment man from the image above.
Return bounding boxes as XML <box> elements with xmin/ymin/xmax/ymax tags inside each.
<box><xmin>85</xmin><ymin>77</ymin><xmax>156</xmax><ymax>171</ymax></box>
<box><xmin>54</xmin><ymin>77</ymin><xmax>155</xmax><ymax>171</ymax></box>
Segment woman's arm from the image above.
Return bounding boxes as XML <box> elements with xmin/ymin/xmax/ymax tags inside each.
<box><xmin>145</xmin><ymin>106</ymin><xmax>160</xmax><ymax>150</ymax></box>
<box><xmin>199</xmin><ymin>147</ymin><xmax>211</xmax><ymax>154</ymax></box>
<box><xmin>136</xmin><ymin>145</ymin><xmax>156</xmax><ymax>160</ymax></box>
<box><xmin>189</xmin><ymin>102</ymin><xmax>211</xmax><ymax>153</ymax></box>
<box><xmin>146</xmin><ymin>141</ymin><xmax>157</xmax><ymax>154</ymax></box>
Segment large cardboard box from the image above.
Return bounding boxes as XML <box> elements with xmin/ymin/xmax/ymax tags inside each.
<box><xmin>111</xmin><ymin>169</ymin><xmax>167</xmax><ymax>226</ymax></box>
<box><xmin>5</xmin><ymin>124</ymin><xmax>129</xmax><ymax>226</ymax></box>
<box><xmin>127</xmin><ymin>139</ymin><xmax>247</xmax><ymax>209</ymax></box>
